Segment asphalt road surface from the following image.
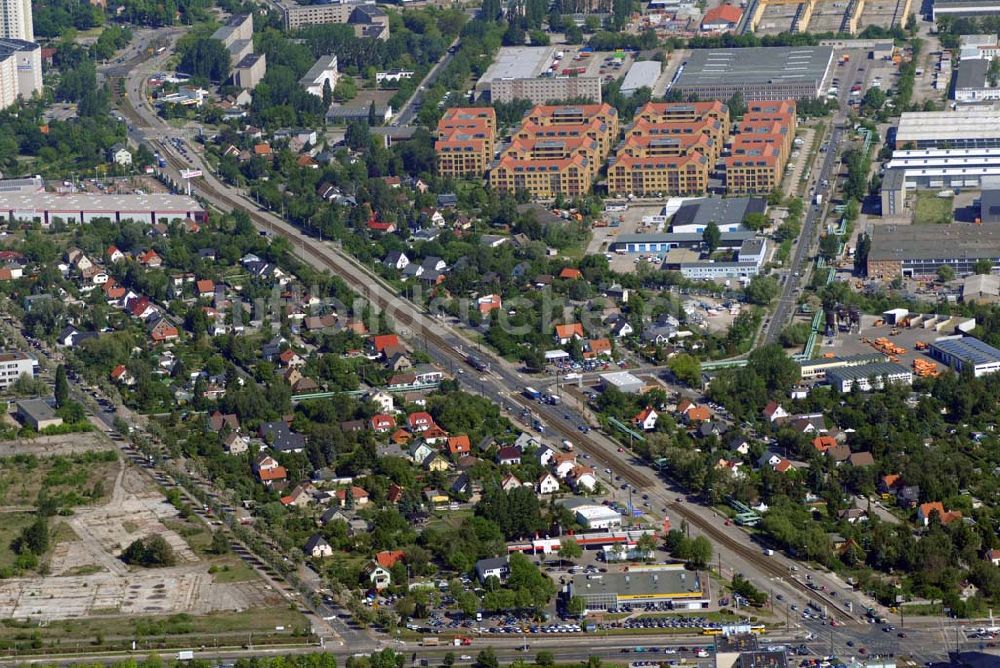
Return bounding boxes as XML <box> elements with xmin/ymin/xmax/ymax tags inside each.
<box><xmin>761</xmin><ymin>54</ymin><xmax>868</xmax><ymax>344</ymax></box>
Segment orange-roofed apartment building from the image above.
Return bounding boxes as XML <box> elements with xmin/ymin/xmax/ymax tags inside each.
<box><xmin>608</xmin><ymin>101</ymin><xmax>729</xmax><ymax>197</ymax></box>
<box><xmin>724</xmin><ymin>100</ymin><xmax>797</xmax><ymax>195</ymax></box>
<box><xmin>436</xmin><ymin>107</ymin><xmax>497</xmax><ymax>178</ymax></box>
<box><xmin>490</xmin><ymin>104</ymin><xmax>619</xmax><ymax>198</ymax></box>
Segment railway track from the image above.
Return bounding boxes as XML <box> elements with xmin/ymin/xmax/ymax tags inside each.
<box><xmin>666</xmin><ymin>500</ymin><xmax>853</xmax><ymax>621</ymax></box>
<box><xmin>123</xmin><ymin>83</ymin><xmax>853</xmax><ymax>623</ymax></box>
<box><xmin>155</xmin><ymin>140</ymin><xmax>850</xmax><ymax>619</ymax></box>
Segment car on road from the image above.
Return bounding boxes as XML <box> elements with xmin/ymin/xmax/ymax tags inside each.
<box><xmin>898</xmin><ymin>632</ymin><xmax>906</xmax><ymax>638</ymax></box>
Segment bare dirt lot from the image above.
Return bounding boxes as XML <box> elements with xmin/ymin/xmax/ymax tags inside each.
<box><xmin>0</xmin><ymin>430</ymin><xmax>115</xmax><ymax>457</ymax></box>
<box><xmin>0</xmin><ymin>464</ymin><xmax>280</xmax><ymax>621</ymax></box>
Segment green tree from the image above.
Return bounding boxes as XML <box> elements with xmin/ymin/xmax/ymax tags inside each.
<box><xmin>974</xmin><ymin>258</ymin><xmax>993</xmax><ymax>275</ymax></box>
<box><xmin>687</xmin><ymin>535</ymin><xmax>712</xmax><ymax>569</ymax></box>
<box><xmin>54</xmin><ymin>364</ymin><xmax>69</xmax><ymax>408</ymax></box>
<box><xmin>937</xmin><ymin>264</ymin><xmax>956</xmax><ymax>283</ymax></box>
<box><xmin>636</xmin><ymin>532</ymin><xmax>657</xmax><ymax>556</ymax></box>
<box><xmin>535</xmin><ymin>651</ymin><xmax>555</xmax><ymax>667</ymax></box>
<box><xmin>558</xmin><ymin>539</ymin><xmax>583</xmax><ymax>563</ymax></box>
<box><xmin>475</xmin><ymin>648</ymin><xmax>499</xmax><ymax>668</ymax></box>
<box><xmin>702</xmin><ymin>221</ymin><xmax>721</xmax><ymax>253</ymax></box>
<box><xmin>726</xmin><ymin>91</ymin><xmax>746</xmax><ymax>120</ymax></box>
<box><xmin>566</xmin><ymin>596</ymin><xmax>586</xmax><ymax>617</ymax></box>
<box><xmin>819</xmin><ymin>234</ymin><xmax>840</xmax><ymax>261</ymax></box>
<box><xmin>178</xmin><ymin>38</ymin><xmax>231</xmax><ymax>83</ymax></box>
<box><xmin>743</xmin><ymin>212</ymin><xmax>769</xmax><ymax>231</ymax></box>
<box><xmin>667</xmin><ymin>353</ymin><xmax>701</xmax><ymax>387</ymax></box>
<box><xmin>748</xmin><ymin>343</ymin><xmax>800</xmax><ymax>393</ymax></box>
<box><xmin>121</xmin><ymin>534</ymin><xmax>177</xmax><ymax>567</ymax></box>
<box><xmin>744</xmin><ymin>275</ymin><xmax>779</xmax><ymax>305</ymax></box>
<box><xmin>210</xmin><ymin>531</ymin><xmax>230</xmax><ymax>555</ymax></box>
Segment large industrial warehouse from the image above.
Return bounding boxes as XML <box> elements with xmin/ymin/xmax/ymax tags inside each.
<box><xmin>928</xmin><ymin>336</ymin><xmax>1000</xmax><ymax>377</ymax></box>
<box><xmin>0</xmin><ymin>192</ymin><xmax>207</xmax><ymax>225</ymax></box>
<box><xmin>671</xmin><ymin>46</ymin><xmax>834</xmax><ymax>101</ymax></box>
<box><xmin>866</xmin><ymin>224</ymin><xmax>1000</xmax><ymax>279</ymax></box>
<box><xmin>894</xmin><ymin>109</ymin><xmax>1000</xmax><ymax>149</ymax></box>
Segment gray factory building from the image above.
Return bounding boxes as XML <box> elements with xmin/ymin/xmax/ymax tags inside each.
<box><xmin>867</xmin><ymin>224</ymin><xmax>1000</xmax><ymax>279</ymax></box>
<box><xmin>671</xmin><ymin>46</ymin><xmax>834</xmax><ymax>101</ymax></box>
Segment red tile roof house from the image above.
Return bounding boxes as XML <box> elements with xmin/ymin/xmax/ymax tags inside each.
<box><xmin>407</xmin><ymin>411</ymin><xmax>435</xmax><ymax>432</ymax></box>
<box><xmin>371</xmin><ymin>414</ymin><xmax>396</xmax><ymax>432</ymax></box>
<box><xmin>559</xmin><ymin>268</ymin><xmax>582</xmax><ymax>280</ymax></box>
<box><xmin>196</xmin><ymin>279</ymin><xmax>214</xmax><ymax>297</ymax></box>
<box><xmin>633</xmin><ymin>406</ymin><xmax>658</xmax><ymax>431</ymax></box>
<box><xmin>916</xmin><ymin>502</ymin><xmax>962</xmax><ymax>526</ymax></box>
<box><xmin>554</xmin><ymin>323</ymin><xmax>585</xmax><ymax>344</ymax></box>
<box><xmin>446</xmin><ymin>434</ymin><xmax>471</xmax><ymax>456</ymax></box>
<box><xmin>701</xmin><ymin>3</ymin><xmax>743</xmax><ymax>31</ymax></box>
<box><xmin>423</xmin><ymin>425</ymin><xmax>450</xmax><ymax>445</ymax></box>
<box><xmin>110</xmin><ymin>364</ymin><xmax>134</xmax><ymax>386</ymax></box>
<box><xmin>371</xmin><ymin>334</ymin><xmax>401</xmax><ymax>356</ymax></box>
<box><xmin>375</xmin><ymin>549</ymin><xmax>406</xmax><ymax>569</ymax></box>
<box><xmin>335</xmin><ymin>486</ymin><xmax>370</xmax><ymax>507</ymax></box>
<box><xmin>149</xmin><ymin>318</ymin><xmax>179</xmax><ymax>343</ymax></box>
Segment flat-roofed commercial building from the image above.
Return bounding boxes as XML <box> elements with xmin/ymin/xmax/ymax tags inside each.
<box><xmin>280</xmin><ymin>0</ymin><xmax>388</xmax><ymax>37</ymax></box>
<box><xmin>826</xmin><ymin>361</ymin><xmax>913</xmax><ymax>392</ymax></box>
<box><xmin>16</xmin><ymin>398</ymin><xmax>63</xmax><ymax>431</ymax></box>
<box><xmin>670</xmin><ymin>196</ymin><xmax>766</xmax><ymax>234</ymax></box>
<box><xmin>477</xmin><ymin>46</ymin><xmax>558</xmax><ymax>97</ymax></box>
<box><xmin>894</xmin><ymin>109</ymin><xmax>1000</xmax><ymax>149</ymax></box>
<box><xmin>436</xmin><ymin>107</ymin><xmax>497</xmax><ymax>178</ymax></box>
<box><xmin>0</xmin><ymin>192</ymin><xmax>207</xmax><ymax>225</ymax></box>
<box><xmin>798</xmin><ymin>353</ymin><xmax>887</xmax><ymax>380</ymax></box>
<box><xmin>620</xmin><ymin>60</ymin><xmax>661</xmax><ymax>97</ymax></box>
<box><xmin>932</xmin><ymin>0</ymin><xmax>1000</xmax><ymax>20</ymax></box>
<box><xmin>567</xmin><ymin>564</ymin><xmax>710</xmax><ymax>612</ymax></box>
<box><xmin>866</xmin><ymin>224</ymin><xmax>1000</xmax><ymax>279</ymax></box>
<box><xmin>610</xmin><ymin>230</ymin><xmax>757</xmax><ymax>254</ymax></box>
<box><xmin>929</xmin><ymin>336</ymin><xmax>1000</xmax><ymax>377</ymax></box>
<box><xmin>490</xmin><ymin>77</ymin><xmax>602</xmax><ymax>104</ymax></box>
<box><xmin>672</xmin><ymin>47</ymin><xmax>834</xmax><ymax>101</ymax></box>
<box><xmin>884</xmin><ymin>147</ymin><xmax>1000</xmax><ymax>189</ymax></box>
<box><xmin>0</xmin><ymin>350</ymin><xmax>32</xmax><ymax>389</ymax></box>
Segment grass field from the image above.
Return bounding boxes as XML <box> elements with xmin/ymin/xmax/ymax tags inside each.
<box><xmin>0</xmin><ymin>452</ymin><xmax>118</xmax><ymax>508</ymax></box>
<box><xmin>914</xmin><ymin>192</ymin><xmax>954</xmax><ymax>225</ymax></box>
<box><xmin>0</xmin><ymin>512</ymin><xmax>34</xmax><ymax>570</ymax></box>
<box><xmin>0</xmin><ymin>606</ymin><xmax>313</xmax><ymax>654</ymax></box>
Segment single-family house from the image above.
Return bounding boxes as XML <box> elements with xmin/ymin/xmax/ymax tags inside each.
<box><xmin>537</xmin><ymin>472</ymin><xmax>560</xmax><ymax>494</ymax></box>
<box><xmin>497</xmin><ymin>446</ymin><xmax>522</xmax><ymax>466</ymax></box>
<box><xmin>475</xmin><ymin>556</ymin><xmax>510</xmax><ymax>583</ymax></box>
<box><xmin>633</xmin><ymin>406</ymin><xmax>658</xmax><ymax>431</ymax></box>
<box><xmin>762</xmin><ymin>401</ymin><xmax>789</xmax><ymax>422</ymax></box>
<box><xmin>304</xmin><ymin>534</ymin><xmax>334</xmax><ymax>558</ymax></box>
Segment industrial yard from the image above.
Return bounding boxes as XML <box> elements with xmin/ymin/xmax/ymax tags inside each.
<box><xmin>812</xmin><ymin>309</ymin><xmax>978</xmax><ymax>380</ymax></box>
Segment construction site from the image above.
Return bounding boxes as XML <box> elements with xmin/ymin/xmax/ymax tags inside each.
<box><xmin>815</xmin><ymin>307</ymin><xmax>977</xmax><ymax>380</ymax></box>
<box><xmin>748</xmin><ymin>0</ymin><xmax>911</xmax><ymax>34</ymax></box>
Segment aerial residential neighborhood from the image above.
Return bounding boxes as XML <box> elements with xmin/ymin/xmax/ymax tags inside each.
<box><xmin>4</xmin><ymin>0</ymin><xmax>1000</xmax><ymax>665</ymax></box>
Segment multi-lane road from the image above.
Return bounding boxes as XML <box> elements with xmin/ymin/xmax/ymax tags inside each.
<box><xmin>761</xmin><ymin>52</ymin><xmax>868</xmax><ymax>344</ymax></box>
<box><xmin>95</xmin><ymin>32</ymin><xmax>973</xmax><ymax>663</ymax></box>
